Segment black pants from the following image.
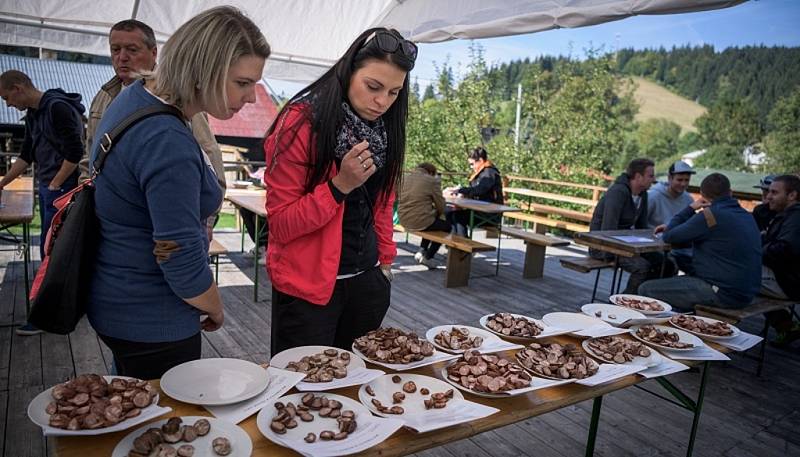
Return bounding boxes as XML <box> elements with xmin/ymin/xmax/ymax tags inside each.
<box><xmin>270</xmin><ymin>266</ymin><xmax>391</xmax><ymax>356</ymax></box>
<box><xmin>98</xmin><ymin>332</ymin><xmax>201</xmax><ymax>380</ymax></box>
<box><xmin>241</xmin><ymin>208</ymin><xmax>268</xmax><ymax>245</ymax></box>
<box><xmin>419</xmin><ymin>218</ymin><xmax>452</xmax><ymax>259</ymax></box>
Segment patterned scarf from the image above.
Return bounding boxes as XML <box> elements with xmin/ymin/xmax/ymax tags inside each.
<box><xmin>334</xmin><ymin>102</ymin><xmax>387</xmax><ymax>169</ymax></box>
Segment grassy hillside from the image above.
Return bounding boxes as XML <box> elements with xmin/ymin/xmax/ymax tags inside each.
<box><xmin>625</xmin><ymin>76</ymin><xmax>707</xmax><ymax>133</ymax></box>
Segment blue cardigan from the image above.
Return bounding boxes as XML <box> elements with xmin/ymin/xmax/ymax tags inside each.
<box><xmin>87</xmin><ymin>81</ymin><xmax>223</xmax><ymax>343</ymax></box>
<box><xmin>663</xmin><ymin>196</ymin><xmax>761</xmax><ymax>306</ymax></box>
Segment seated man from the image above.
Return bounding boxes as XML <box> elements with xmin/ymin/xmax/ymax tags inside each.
<box><xmin>639</xmin><ymin>173</ymin><xmax>762</xmax><ymax>311</ymax></box>
<box><xmin>589</xmin><ymin>158</ymin><xmax>667</xmax><ymax>294</ymax></box>
<box><xmin>751</xmin><ymin>174</ymin><xmax>777</xmax><ymax>233</ymax></box>
<box><xmin>760</xmin><ymin>175</ymin><xmax>800</xmax><ymax>345</ymax></box>
<box><xmin>647</xmin><ymin>160</ymin><xmax>696</xmax><ymax>274</ymax></box>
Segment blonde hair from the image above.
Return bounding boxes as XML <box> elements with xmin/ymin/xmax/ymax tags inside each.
<box><xmin>152</xmin><ymin>6</ymin><xmax>270</xmax><ymax>112</ymax></box>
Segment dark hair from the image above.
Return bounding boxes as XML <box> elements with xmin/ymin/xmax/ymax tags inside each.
<box><xmin>773</xmin><ymin>174</ymin><xmax>800</xmax><ymax>197</ymax></box>
<box><xmin>266</xmin><ymin>27</ymin><xmax>413</xmax><ymax>200</ymax></box>
<box><xmin>110</xmin><ymin>19</ymin><xmax>157</xmax><ymax>49</ymax></box>
<box><xmin>700</xmin><ymin>173</ymin><xmax>731</xmax><ymax>200</ymax></box>
<box><xmin>417</xmin><ymin>162</ymin><xmax>437</xmax><ymax>175</ymax></box>
<box><xmin>626</xmin><ymin>158</ymin><xmax>655</xmax><ymax>178</ymax></box>
<box><xmin>0</xmin><ymin>70</ymin><xmax>34</xmax><ymax>90</ymax></box>
<box><xmin>469</xmin><ymin>147</ymin><xmax>488</xmax><ymax>162</ymax></box>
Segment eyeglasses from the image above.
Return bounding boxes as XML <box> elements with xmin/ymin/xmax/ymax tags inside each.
<box><xmin>362</xmin><ymin>30</ymin><xmax>418</xmax><ymax>67</ymax></box>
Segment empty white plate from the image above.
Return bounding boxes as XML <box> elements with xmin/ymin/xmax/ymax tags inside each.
<box><xmin>581</xmin><ymin>303</ymin><xmax>646</xmax><ymax>326</ymax></box>
<box><xmin>161</xmin><ymin>358</ymin><xmax>269</xmax><ymax>405</ymax></box>
<box><xmin>542</xmin><ymin>312</ymin><xmax>611</xmax><ymax>333</ymax></box>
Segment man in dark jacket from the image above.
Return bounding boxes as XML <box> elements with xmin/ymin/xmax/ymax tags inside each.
<box><xmin>751</xmin><ymin>174</ymin><xmax>777</xmax><ymax>233</ymax></box>
<box><xmin>589</xmin><ymin>158</ymin><xmax>665</xmax><ymax>294</ymax></box>
<box><xmin>639</xmin><ymin>173</ymin><xmax>762</xmax><ymax>311</ymax></box>
<box><xmin>0</xmin><ymin>70</ymin><xmax>85</xmax><ymax>336</ymax></box>
<box><xmin>760</xmin><ymin>175</ymin><xmax>800</xmax><ymax>345</ymax></box>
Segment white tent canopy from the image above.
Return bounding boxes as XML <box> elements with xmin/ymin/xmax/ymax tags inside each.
<box><xmin>0</xmin><ymin>0</ymin><xmax>744</xmax><ymax>83</ymax></box>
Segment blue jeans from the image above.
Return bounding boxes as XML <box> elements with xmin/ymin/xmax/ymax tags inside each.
<box><xmin>38</xmin><ymin>176</ymin><xmax>78</xmax><ymax>259</ymax></box>
<box><xmin>638</xmin><ymin>276</ymin><xmax>722</xmax><ymax>312</ymax></box>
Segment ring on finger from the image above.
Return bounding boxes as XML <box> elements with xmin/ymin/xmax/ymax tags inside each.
<box><xmin>362</xmin><ymin>163</ymin><xmax>369</xmax><ymax>169</ymax></box>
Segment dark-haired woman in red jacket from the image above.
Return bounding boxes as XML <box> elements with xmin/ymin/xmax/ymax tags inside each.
<box><xmin>264</xmin><ymin>28</ymin><xmax>416</xmax><ymax>355</ymax></box>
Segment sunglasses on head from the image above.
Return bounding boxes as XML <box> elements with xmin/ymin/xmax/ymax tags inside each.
<box><xmin>362</xmin><ymin>30</ymin><xmax>418</xmax><ymax>67</ymax></box>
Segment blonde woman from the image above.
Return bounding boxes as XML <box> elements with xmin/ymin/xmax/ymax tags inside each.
<box><xmin>86</xmin><ymin>7</ymin><xmax>270</xmax><ymax>379</ymax></box>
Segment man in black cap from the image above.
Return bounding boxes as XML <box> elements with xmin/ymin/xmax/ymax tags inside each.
<box><xmin>752</xmin><ymin>174</ymin><xmax>777</xmax><ymax>233</ymax></box>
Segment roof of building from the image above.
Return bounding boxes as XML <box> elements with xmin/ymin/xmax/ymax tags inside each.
<box><xmin>208</xmin><ymin>82</ymin><xmax>278</xmax><ymax>139</ymax></box>
<box><xmin>1</xmin><ymin>53</ymin><xmax>278</xmax><ymax>139</ymax></box>
<box><xmin>0</xmin><ymin>54</ymin><xmax>113</xmax><ymax>125</ymax></box>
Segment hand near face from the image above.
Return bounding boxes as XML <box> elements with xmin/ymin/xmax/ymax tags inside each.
<box><xmin>690</xmin><ymin>197</ymin><xmax>711</xmax><ymax>211</ymax></box>
<box><xmin>331</xmin><ymin>141</ymin><xmax>375</xmax><ymax>194</ymax></box>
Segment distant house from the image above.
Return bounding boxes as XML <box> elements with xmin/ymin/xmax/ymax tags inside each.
<box><xmin>681</xmin><ymin>149</ymin><xmax>707</xmax><ymax>167</ymax></box>
<box><xmin>207</xmin><ymin>81</ymin><xmax>279</xmax><ymax>158</ymax></box>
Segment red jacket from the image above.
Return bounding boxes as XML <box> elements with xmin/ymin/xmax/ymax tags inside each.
<box><xmin>263</xmin><ymin>104</ymin><xmax>396</xmax><ymax>305</ymax></box>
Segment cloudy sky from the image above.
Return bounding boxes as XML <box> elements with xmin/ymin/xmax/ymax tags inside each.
<box><xmin>266</xmin><ymin>0</ymin><xmax>800</xmax><ymax>97</ymax></box>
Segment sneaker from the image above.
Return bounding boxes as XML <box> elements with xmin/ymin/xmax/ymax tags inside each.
<box><xmin>16</xmin><ymin>323</ymin><xmax>44</xmax><ymax>336</ymax></box>
<box><xmin>414</xmin><ymin>251</ymin><xmax>425</xmax><ymax>263</ymax></box>
<box><xmin>420</xmin><ymin>256</ymin><xmax>438</xmax><ymax>270</ymax></box>
<box><xmin>242</xmin><ymin>246</ymin><xmax>264</xmax><ymax>260</ymax></box>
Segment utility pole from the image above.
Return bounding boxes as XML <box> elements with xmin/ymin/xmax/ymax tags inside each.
<box><xmin>514</xmin><ymin>83</ymin><xmax>522</xmax><ymax>147</ymax></box>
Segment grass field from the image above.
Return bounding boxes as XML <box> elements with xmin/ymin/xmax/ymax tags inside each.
<box><xmin>625</xmin><ymin>76</ymin><xmax>707</xmax><ymax>133</ymax></box>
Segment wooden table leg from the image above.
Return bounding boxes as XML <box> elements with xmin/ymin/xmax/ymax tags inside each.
<box><xmin>522</xmin><ymin>242</ymin><xmax>545</xmax><ymax>279</ymax></box>
<box><xmin>445</xmin><ymin>249</ymin><xmax>471</xmax><ymax>287</ymax></box>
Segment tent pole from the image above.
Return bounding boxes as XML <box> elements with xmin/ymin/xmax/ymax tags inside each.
<box><xmin>131</xmin><ymin>0</ymin><xmax>141</xmax><ymax>19</ymax></box>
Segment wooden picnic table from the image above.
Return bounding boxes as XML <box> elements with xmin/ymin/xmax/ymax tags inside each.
<box><xmin>574</xmin><ymin>229</ymin><xmax>671</xmax><ymax>296</ymax></box>
<box><xmin>573</xmin><ymin>229</ymin><xmax>669</xmax><ymax>257</ymax></box>
<box><xmin>225</xmin><ymin>188</ymin><xmax>267</xmax><ymax>302</ymax></box>
<box><xmin>0</xmin><ymin>176</ymin><xmax>34</xmax><ymax>313</ymax></box>
<box><xmin>445</xmin><ymin>195</ymin><xmax>520</xmax><ymax>276</ymax></box>
<box><xmin>53</xmin><ymin>332</ymin><xmax>730</xmax><ymax>457</ymax></box>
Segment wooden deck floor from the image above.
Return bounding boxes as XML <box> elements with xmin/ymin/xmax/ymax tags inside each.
<box><xmin>1</xmin><ymin>229</ymin><xmax>798</xmax><ymax>457</ymax></box>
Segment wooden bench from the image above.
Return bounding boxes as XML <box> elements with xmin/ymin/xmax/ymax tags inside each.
<box><xmin>696</xmin><ymin>296</ymin><xmax>799</xmax><ymax>376</ymax></box>
<box><xmin>407</xmin><ymin>230</ymin><xmax>495</xmax><ymax>288</ymax></box>
<box><xmin>558</xmin><ymin>256</ymin><xmax>617</xmax><ymax>302</ymax></box>
<box><xmin>504</xmin><ymin>211</ymin><xmax>590</xmax><ymax>234</ymax></box>
<box><xmin>501</xmin><ymin>226</ymin><xmax>571</xmax><ymax>279</ymax></box>
<box><xmin>209</xmin><ymin>239</ymin><xmax>228</xmax><ymax>281</ymax></box>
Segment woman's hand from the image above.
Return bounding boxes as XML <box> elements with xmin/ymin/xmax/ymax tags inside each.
<box><xmin>201</xmin><ymin>310</ymin><xmax>224</xmax><ymax>332</ymax></box>
<box><xmin>331</xmin><ymin>141</ymin><xmax>375</xmax><ymax>194</ymax></box>
<box><xmin>380</xmin><ymin>264</ymin><xmax>394</xmax><ymax>282</ymax></box>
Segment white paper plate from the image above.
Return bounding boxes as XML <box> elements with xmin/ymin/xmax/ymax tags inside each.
<box><xmin>478</xmin><ymin>313</ymin><xmax>570</xmax><ymax>340</ymax></box>
<box><xmin>232</xmin><ymin>180</ymin><xmax>252</xmax><ymax>189</ymax></box>
<box><xmin>438</xmin><ymin>361</ymin><xmax>534</xmax><ymax>398</ymax></box>
<box><xmin>609</xmin><ymin>294</ymin><xmax>673</xmax><ymax>315</ymax></box>
<box><xmin>358</xmin><ymin>373</ymin><xmax>464</xmax><ymax>417</ymax></box>
<box><xmin>270</xmin><ymin>346</ymin><xmax>366</xmax><ymax>385</ymax></box>
<box><xmin>27</xmin><ymin>375</ymin><xmax>170</xmax><ymax>436</ymax></box>
<box><xmin>351</xmin><ymin>344</ymin><xmax>456</xmax><ymax>371</ymax></box>
<box><xmin>629</xmin><ymin>325</ymin><xmax>704</xmax><ymax>352</ymax></box>
<box><xmin>669</xmin><ymin>315</ymin><xmax>741</xmax><ymax>341</ymax></box>
<box><xmin>256</xmin><ymin>392</ymin><xmax>371</xmax><ymax>450</ymax></box>
<box><xmin>112</xmin><ymin>415</ymin><xmax>251</xmax><ymax>457</ymax></box>
<box><xmin>161</xmin><ymin>358</ymin><xmax>269</xmax><ymax>405</ymax></box>
<box><xmin>515</xmin><ymin>347</ymin><xmax>601</xmax><ymax>381</ymax></box>
<box><xmin>581</xmin><ymin>303</ymin><xmax>646</xmax><ymax>326</ymax></box>
<box><xmin>541</xmin><ymin>312</ymin><xmax>611</xmax><ymax>334</ymax></box>
<box><xmin>425</xmin><ymin>325</ymin><xmax>502</xmax><ymax>354</ymax></box>
<box><xmin>581</xmin><ymin>338</ymin><xmax>663</xmax><ymax>368</ymax></box>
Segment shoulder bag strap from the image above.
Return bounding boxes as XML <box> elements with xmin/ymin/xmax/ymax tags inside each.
<box><xmin>92</xmin><ymin>104</ymin><xmax>184</xmax><ymax>175</ymax></box>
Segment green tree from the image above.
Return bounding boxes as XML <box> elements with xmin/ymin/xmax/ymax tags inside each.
<box><xmin>694</xmin><ymin>144</ymin><xmax>747</xmax><ymax>171</ymax></box>
<box><xmin>422</xmin><ymin>84</ymin><xmax>436</xmax><ymax>101</ymax></box>
<box><xmin>634</xmin><ymin>118</ymin><xmax>681</xmax><ymax>162</ymax></box>
<box><xmin>763</xmin><ymin>87</ymin><xmax>800</xmax><ymax>173</ymax></box>
<box><xmin>695</xmin><ymin>96</ymin><xmax>762</xmax><ymax>149</ymax></box>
